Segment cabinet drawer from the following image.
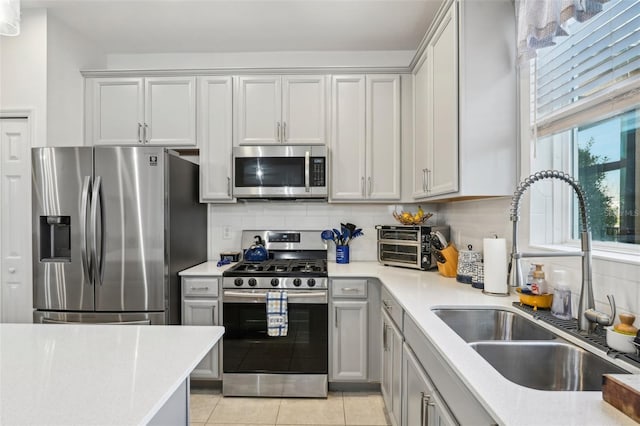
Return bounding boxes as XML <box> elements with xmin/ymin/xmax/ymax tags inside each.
<box><xmin>332</xmin><ymin>279</ymin><xmax>368</xmax><ymax>298</ymax></box>
<box><xmin>381</xmin><ymin>287</ymin><xmax>403</xmax><ymax>330</ymax></box>
<box><xmin>182</xmin><ymin>277</ymin><xmax>219</xmax><ymax>297</ymax></box>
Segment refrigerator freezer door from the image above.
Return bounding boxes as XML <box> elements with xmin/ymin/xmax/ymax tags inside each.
<box><xmin>32</xmin><ymin>147</ymin><xmax>95</xmax><ymax>311</ymax></box>
<box><xmin>94</xmin><ymin>147</ymin><xmax>165</xmax><ymax>312</ymax></box>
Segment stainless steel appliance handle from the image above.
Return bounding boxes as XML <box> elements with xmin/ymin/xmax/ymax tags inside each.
<box><xmin>42</xmin><ymin>318</ymin><xmax>151</xmax><ymax>325</ymax></box>
<box><xmin>90</xmin><ymin>176</ymin><xmax>105</xmax><ymax>286</ymax></box>
<box><xmin>304</xmin><ymin>150</ymin><xmax>310</xmax><ymax>192</ymax></box>
<box><xmin>137</xmin><ymin>123</ymin><xmax>143</xmax><ymax>144</ymax></box>
<box><xmin>223</xmin><ymin>289</ymin><xmax>327</xmax><ymax>303</ymax></box>
<box><xmin>80</xmin><ymin>176</ymin><xmax>92</xmax><ymax>285</ymax></box>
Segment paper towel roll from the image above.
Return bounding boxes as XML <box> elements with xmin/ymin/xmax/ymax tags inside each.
<box><xmin>483</xmin><ymin>238</ymin><xmax>508</xmax><ymax>295</ymax></box>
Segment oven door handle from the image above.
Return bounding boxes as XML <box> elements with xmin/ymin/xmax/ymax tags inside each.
<box><xmin>223</xmin><ymin>290</ymin><xmax>327</xmax><ymax>303</ymax></box>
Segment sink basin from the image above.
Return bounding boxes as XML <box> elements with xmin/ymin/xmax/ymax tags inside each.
<box><xmin>469</xmin><ymin>341</ymin><xmax>628</xmax><ymax>391</ymax></box>
<box><xmin>432</xmin><ymin>308</ymin><xmax>556</xmax><ymax>342</ymax></box>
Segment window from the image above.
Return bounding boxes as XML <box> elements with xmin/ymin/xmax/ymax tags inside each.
<box><xmin>530</xmin><ymin>0</ymin><xmax>640</xmax><ymax>249</ymax></box>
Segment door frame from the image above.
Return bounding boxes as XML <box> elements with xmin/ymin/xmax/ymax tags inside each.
<box><xmin>0</xmin><ymin>109</ymin><xmax>34</xmax><ymax>322</ymax></box>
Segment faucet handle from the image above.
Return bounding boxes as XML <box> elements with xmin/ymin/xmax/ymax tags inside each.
<box><xmin>584</xmin><ymin>294</ymin><xmax>616</xmax><ymax>326</ymax></box>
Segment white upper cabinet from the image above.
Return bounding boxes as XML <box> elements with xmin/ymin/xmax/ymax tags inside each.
<box><xmin>87</xmin><ymin>76</ymin><xmax>196</xmax><ymax>146</ymax></box>
<box><xmin>331</xmin><ymin>74</ymin><xmax>401</xmax><ymax>201</ymax></box>
<box><xmin>198</xmin><ymin>76</ymin><xmax>234</xmax><ymax>202</ymax></box>
<box><xmin>412</xmin><ymin>0</ymin><xmax>516</xmax><ymax>201</ymax></box>
<box><xmin>235</xmin><ymin>75</ymin><xmax>327</xmax><ymax>145</ymax></box>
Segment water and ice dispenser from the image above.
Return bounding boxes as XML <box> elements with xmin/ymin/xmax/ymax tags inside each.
<box><xmin>39</xmin><ymin>216</ymin><xmax>71</xmax><ymax>262</ymax></box>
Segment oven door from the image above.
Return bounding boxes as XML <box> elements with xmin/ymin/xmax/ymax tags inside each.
<box><xmin>222</xmin><ymin>289</ymin><xmax>328</xmax><ymax>375</ymax></box>
<box><xmin>232</xmin><ymin>146</ymin><xmax>327</xmax><ymax>198</ymax></box>
<box><xmin>378</xmin><ymin>241</ymin><xmax>423</xmax><ymax>270</ymax></box>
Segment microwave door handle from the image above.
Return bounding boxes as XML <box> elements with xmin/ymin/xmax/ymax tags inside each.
<box><xmin>304</xmin><ymin>150</ymin><xmax>310</xmax><ymax>192</ymax></box>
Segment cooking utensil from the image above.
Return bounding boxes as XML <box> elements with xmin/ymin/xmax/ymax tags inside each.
<box><xmin>244</xmin><ymin>235</ymin><xmax>269</xmax><ymax>261</ymax></box>
<box><xmin>321</xmin><ymin>229</ymin><xmax>336</xmax><ymax>243</ymax></box>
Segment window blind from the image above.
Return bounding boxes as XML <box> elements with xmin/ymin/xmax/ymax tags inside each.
<box><xmin>534</xmin><ymin>0</ymin><xmax>640</xmax><ymax>136</ymax></box>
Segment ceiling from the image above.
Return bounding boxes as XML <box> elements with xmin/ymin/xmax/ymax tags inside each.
<box><xmin>23</xmin><ymin>0</ymin><xmax>443</xmax><ymax>54</ymax></box>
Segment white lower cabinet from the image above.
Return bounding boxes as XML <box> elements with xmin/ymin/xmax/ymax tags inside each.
<box><xmin>182</xmin><ymin>277</ymin><xmax>221</xmax><ymax>379</ymax></box>
<box><xmin>330</xmin><ymin>279</ymin><xmax>369</xmax><ymax>381</ymax></box>
<box><xmin>382</xmin><ymin>310</ymin><xmax>403</xmax><ymax>426</ymax></box>
<box><xmin>403</xmin><ymin>343</ymin><xmax>457</xmax><ymax>426</ymax></box>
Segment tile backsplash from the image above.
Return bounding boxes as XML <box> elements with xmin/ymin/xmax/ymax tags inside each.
<box><xmin>207</xmin><ymin>202</ymin><xmax>442</xmax><ymax>262</ymax></box>
<box><xmin>207</xmin><ymin>198</ymin><xmax>639</xmax><ymax>321</ymax></box>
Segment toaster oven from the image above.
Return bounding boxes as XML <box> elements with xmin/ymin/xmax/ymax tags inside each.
<box><xmin>376</xmin><ymin>225</ymin><xmax>450</xmax><ymax>270</ymax></box>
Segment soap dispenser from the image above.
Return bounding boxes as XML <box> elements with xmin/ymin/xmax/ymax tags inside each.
<box><xmin>551</xmin><ymin>270</ymin><xmax>572</xmax><ymax>320</ymax></box>
<box><xmin>531</xmin><ymin>264</ymin><xmax>548</xmax><ymax>295</ymax></box>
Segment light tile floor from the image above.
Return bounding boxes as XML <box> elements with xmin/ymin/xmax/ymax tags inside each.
<box><xmin>190</xmin><ymin>388</ymin><xmax>391</xmax><ymax>426</ymax></box>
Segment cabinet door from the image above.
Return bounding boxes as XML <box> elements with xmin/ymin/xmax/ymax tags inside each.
<box><xmin>91</xmin><ymin>78</ymin><xmax>144</xmax><ymax>146</ymax></box>
<box><xmin>235</xmin><ymin>76</ymin><xmax>281</xmax><ymax>145</ymax></box>
<box><xmin>330</xmin><ymin>75</ymin><xmax>366</xmax><ymax>200</ymax></box>
<box><xmin>282</xmin><ymin>75</ymin><xmax>327</xmax><ymax>145</ymax></box>
<box><xmin>330</xmin><ymin>300</ymin><xmax>368</xmax><ymax>381</ymax></box>
<box><xmin>366</xmin><ymin>75</ymin><xmax>401</xmax><ymax>200</ymax></box>
<box><xmin>412</xmin><ymin>52</ymin><xmax>431</xmax><ymax>199</ymax></box>
<box><xmin>144</xmin><ymin>77</ymin><xmax>197</xmax><ymax>146</ymax></box>
<box><xmin>403</xmin><ymin>343</ymin><xmax>432</xmax><ymax>426</ymax></box>
<box><xmin>198</xmin><ymin>76</ymin><xmax>234</xmax><ymax>202</ymax></box>
<box><xmin>382</xmin><ymin>310</ymin><xmax>402</xmax><ymax>426</ymax></box>
<box><xmin>183</xmin><ymin>299</ymin><xmax>220</xmax><ymax>379</ymax></box>
<box><xmin>428</xmin><ymin>3</ymin><xmax>458</xmax><ymax>196</ymax></box>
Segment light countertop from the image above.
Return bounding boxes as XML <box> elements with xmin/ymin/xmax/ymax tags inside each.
<box><xmin>0</xmin><ymin>324</ymin><xmax>224</xmax><ymax>426</ymax></box>
<box><xmin>179</xmin><ymin>260</ymin><xmax>638</xmax><ymax>425</ymax></box>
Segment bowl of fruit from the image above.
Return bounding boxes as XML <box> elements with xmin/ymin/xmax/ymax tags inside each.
<box><xmin>392</xmin><ymin>206</ymin><xmax>433</xmax><ymax>225</ymax></box>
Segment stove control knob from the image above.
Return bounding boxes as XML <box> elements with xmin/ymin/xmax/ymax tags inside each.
<box><xmin>271</xmin><ymin>278</ymin><xmax>279</xmax><ymax>287</ymax></box>
<box><xmin>234</xmin><ymin>278</ymin><xmax>243</xmax><ymax>287</ymax></box>
<box><xmin>293</xmin><ymin>278</ymin><xmax>302</xmax><ymax>287</ymax></box>
<box><xmin>307</xmin><ymin>278</ymin><xmax>316</xmax><ymax>287</ymax></box>
<box><xmin>248</xmin><ymin>278</ymin><xmax>257</xmax><ymax>287</ymax></box>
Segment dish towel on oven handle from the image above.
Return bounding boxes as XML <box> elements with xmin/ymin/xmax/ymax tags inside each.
<box><xmin>266</xmin><ymin>291</ymin><xmax>288</xmax><ymax>337</ymax></box>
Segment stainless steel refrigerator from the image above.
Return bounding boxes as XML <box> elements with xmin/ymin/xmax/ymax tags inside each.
<box><xmin>32</xmin><ymin>147</ymin><xmax>207</xmax><ymax>324</ymax></box>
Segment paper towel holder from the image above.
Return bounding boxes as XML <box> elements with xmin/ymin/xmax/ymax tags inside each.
<box><xmin>482</xmin><ymin>235</ymin><xmax>510</xmax><ymax>297</ymax></box>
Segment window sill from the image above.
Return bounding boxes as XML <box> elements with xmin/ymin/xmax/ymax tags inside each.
<box><xmin>529</xmin><ymin>243</ymin><xmax>640</xmax><ymax>266</ymax></box>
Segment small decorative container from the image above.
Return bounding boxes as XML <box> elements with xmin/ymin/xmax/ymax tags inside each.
<box><xmin>471</xmin><ymin>262</ymin><xmax>484</xmax><ymax>289</ymax></box>
<box><xmin>336</xmin><ymin>245</ymin><xmax>350</xmax><ymax>264</ymax></box>
<box><xmin>456</xmin><ymin>245</ymin><xmax>482</xmax><ymax>284</ymax></box>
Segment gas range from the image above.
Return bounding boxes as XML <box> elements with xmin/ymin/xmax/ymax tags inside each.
<box><xmin>222</xmin><ymin>230</ymin><xmax>328</xmax><ymax>290</ymax></box>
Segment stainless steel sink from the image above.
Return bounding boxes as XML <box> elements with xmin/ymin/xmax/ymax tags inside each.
<box><xmin>469</xmin><ymin>341</ymin><xmax>628</xmax><ymax>391</ymax></box>
<box><xmin>431</xmin><ymin>308</ymin><xmax>556</xmax><ymax>342</ymax></box>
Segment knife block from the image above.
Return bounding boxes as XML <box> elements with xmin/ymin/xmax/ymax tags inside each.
<box><xmin>436</xmin><ymin>244</ymin><xmax>458</xmax><ymax>278</ymax></box>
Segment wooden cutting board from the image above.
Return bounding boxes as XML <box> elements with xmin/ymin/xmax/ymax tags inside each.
<box><xmin>602</xmin><ymin>374</ymin><xmax>640</xmax><ymax>423</ymax></box>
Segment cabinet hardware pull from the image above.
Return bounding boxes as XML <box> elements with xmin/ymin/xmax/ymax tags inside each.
<box><xmin>425</xmin><ymin>168</ymin><xmax>431</xmax><ymax>193</ymax></box>
<box><xmin>382</xmin><ymin>324</ymin><xmax>388</xmax><ymax>350</ymax></box>
<box><xmin>227</xmin><ymin>177</ymin><xmax>232</xmax><ymax>197</ymax></box>
<box><xmin>190</xmin><ymin>286</ymin><xmax>209</xmax><ymax>291</ymax></box>
<box><xmin>138</xmin><ymin>123</ymin><xmax>143</xmax><ymax>144</ymax></box>
<box><xmin>382</xmin><ymin>300</ymin><xmax>392</xmax><ymax>311</ymax></box>
<box><xmin>335</xmin><ymin>308</ymin><xmax>338</xmax><ymax>327</ymax></box>
<box><xmin>422</xmin><ymin>168</ymin><xmax>427</xmax><ymax>192</ymax></box>
<box><xmin>361</xmin><ymin>177</ymin><xmax>365</xmax><ymax>197</ymax></box>
<box><xmin>368</xmin><ymin>176</ymin><xmax>372</xmax><ymax>196</ymax></box>
<box><xmin>276</xmin><ymin>122</ymin><xmax>281</xmax><ymax>142</ymax></box>
<box><xmin>283</xmin><ymin>121</ymin><xmax>287</xmax><ymax>141</ymax></box>
<box><xmin>420</xmin><ymin>392</ymin><xmax>427</xmax><ymax>426</ymax></box>
<box><xmin>212</xmin><ymin>305</ymin><xmax>216</xmax><ymax>324</ymax></box>
<box><xmin>143</xmin><ymin>123</ymin><xmax>149</xmax><ymax>144</ymax></box>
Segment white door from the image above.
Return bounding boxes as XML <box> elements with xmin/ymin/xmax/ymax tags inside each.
<box><xmin>366</xmin><ymin>75</ymin><xmax>401</xmax><ymax>200</ymax></box>
<box><xmin>235</xmin><ymin>76</ymin><xmax>281</xmax><ymax>145</ymax></box>
<box><xmin>428</xmin><ymin>3</ymin><xmax>459</xmax><ymax>196</ymax></box>
<box><xmin>412</xmin><ymin>51</ymin><xmax>431</xmax><ymax>199</ymax></box>
<box><xmin>330</xmin><ymin>300</ymin><xmax>368</xmax><ymax>381</ymax></box>
<box><xmin>282</xmin><ymin>75</ymin><xmax>327</xmax><ymax>145</ymax></box>
<box><xmin>330</xmin><ymin>75</ymin><xmax>366</xmax><ymax>200</ymax></box>
<box><xmin>0</xmin><ymin>118</ymin><xmax>31</xmax><ymax>323</ymax></box>
<box><xmin>198</xmin><ymin>76</ymin><xmax>234</xmax><ymax>202</ymax></box>
<box><xmin>144</xmin><ymin>77</ymin><xmax>197</xmax><ymax>146</ymax></box>
<box><xmin>91</xmin><ymin>78</ymin><xmax>144</xmax><ymax>145</ymax></box>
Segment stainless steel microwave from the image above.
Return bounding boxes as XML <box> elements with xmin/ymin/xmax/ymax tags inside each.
<box><xmin>232</xmin><ymin>145</ymin><xmax>328</xmax><ymax>199</ymax></box>
<box><xmin>376</xmin><ymin>225</ymin><xmax>450</xmax><ymax>270</ymax></box>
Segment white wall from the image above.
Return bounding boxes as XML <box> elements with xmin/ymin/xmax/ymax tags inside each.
<box><xmin>0</xmin><ymin>9</ymin><xmax>48</xmax><ymax>146</ymax></box>
<box><xmin>106</xmin><ymin>50</ymin><xmax>415</xmax><ymax>70</ymax></box>
<box><xmin>46</xmin><ymin>14</ymin><xmax>106</xmax><ymax>146</ymax></box>
<box><xmin>208</xmin><ymin>203</ymin><xmax>442</xmax><ymax>263</ymax></box>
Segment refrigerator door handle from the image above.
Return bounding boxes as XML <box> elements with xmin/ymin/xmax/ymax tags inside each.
<box><xmin>80</xmin><ymin>176</ymin><xmax>93</xmax><ymax>284</ymax></box>
<box><xmin>90</xmin><ymin>176</ymin><xmax>105</xmax><ymax>286</ymax></box>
